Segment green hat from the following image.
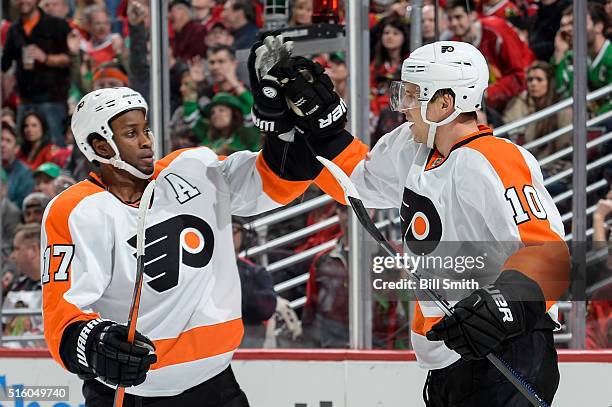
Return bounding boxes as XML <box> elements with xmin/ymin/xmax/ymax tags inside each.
<box><xmin>329</xmin><ymin>52</ymin><xmax>346</xmax><ymax>64</ymax></box>
<box><xmin>33</xmin><ymin>162</ymin><xmax>61</xmax><ymax>179</ymax></box>
<box><xmin>203</xmin><ymin>93</ymin><xmax>248</xmax><ymax>117</ymax></box>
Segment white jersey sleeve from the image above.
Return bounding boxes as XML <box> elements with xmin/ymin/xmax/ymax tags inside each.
<box><xmin>314</xmin><ymin>122</ymin><xmax>419</xmax><ymax>209</ymax></box>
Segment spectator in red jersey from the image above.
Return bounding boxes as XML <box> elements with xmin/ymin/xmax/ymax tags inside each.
<box><xmin>481</xmin><ymin>0</ymin><xmax>522</xmax><ymax>20</ymax></box>
<box><xmin>446</xmin><ymin>0</ymin><xmax>535</xmax><ymax>113</ymax></box>
<box><xmin>170</xmin><ymin>0</ymin><xmax>207</xmax><ymax>61</ymax></box>
<box><xmin>17</xmin><ymin>111</ymin><xmax>69</xmax><ymax>169</ymax></box>
<box><xmin>81</xmin><ymin>5</ymin><xmax>125</xmax><ymax>69</ymax></box>
<box><xmin>370</xmin><ymin>16</ymin><xmax>410</xmax><ymax>118</ymax></box>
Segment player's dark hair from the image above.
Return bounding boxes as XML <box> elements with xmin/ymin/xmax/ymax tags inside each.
<box><xmin>445</xmin><ymin>0</ymin><xmax>476</xmax><ymax>14</ymax></box>
<box><xmin>432</xmin><ymin>88</ymin><xmax>478</xmax><ymax>120</ymax></box>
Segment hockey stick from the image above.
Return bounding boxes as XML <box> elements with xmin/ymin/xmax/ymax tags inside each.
<box><xmin>315</xmin><ymin>156</ymin><xmax>551</xmax><ymax>407</ymax></box>
<box><xmin>113</xmin><ymin>180</ymin><xmax>156</xmax><ymax>407</ymax></box>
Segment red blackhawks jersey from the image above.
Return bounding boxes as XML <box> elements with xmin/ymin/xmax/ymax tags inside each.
<box><xmin>452</xmin><ymin>17</ymin><xmax>535</xmax><ymax>111</ymax></box>
<box><xmin>316</xmin><ymin>124</ymin><xmax>569</xmax><ymax>369</ymax></box>
<box><xmin>41</xmin><ymin>147</ymin><xmax>305</xmax><ymax>396</ymax></box>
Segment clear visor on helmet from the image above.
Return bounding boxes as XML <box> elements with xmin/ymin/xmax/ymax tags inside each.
<box><xmin>389</xmin><ymin>81</ymin><xmax>423</xmax><ymax>111</ymax></box>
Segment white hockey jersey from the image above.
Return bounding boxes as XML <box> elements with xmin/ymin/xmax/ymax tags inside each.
<box><xmin>316</xmin><ymin>124</ymin><xmax>570</xmax><ymax>369</ymax></box>
<box><xmin>41</xmin><ymin>147</ymin><xmax>309</xmax><ymax>397</ymax></box>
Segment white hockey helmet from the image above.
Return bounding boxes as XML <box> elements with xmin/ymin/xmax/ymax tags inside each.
<box><xmin>389</xmin><ymin>41</ymin><xmax>489</xmax><ymax>148</ymax></box>
<box><xmin>71</xmin><ymin>87</ymin><xmax>153</xmax><ymax>179</ymax></box>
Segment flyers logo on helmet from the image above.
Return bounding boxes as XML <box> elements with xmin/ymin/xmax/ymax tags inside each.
<box><xmin>127</xmin><ymin>215</ymin><xmax>214</xmax><ymax>293</ymax></box>
<box><xmin>400</xmin><ymin>188</ymin><xmax>443</xmax><ymax>255</ymax></box>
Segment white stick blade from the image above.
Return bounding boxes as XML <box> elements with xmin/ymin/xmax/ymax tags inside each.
<box><xmin>315</xmin><ymin>156</ymin><xmax>362</xmax><ymax>203</ymax></box>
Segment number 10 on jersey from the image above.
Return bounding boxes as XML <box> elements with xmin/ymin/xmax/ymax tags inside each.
<box><xmin>504</xmin><ymin>185</ymin><xmax>548</xmax><ymax>225</ymax></box>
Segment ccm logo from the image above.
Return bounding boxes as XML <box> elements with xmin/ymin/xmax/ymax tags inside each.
<box><xmin>318</xmin><ymin>99</ymin><xmax>347</xmax><ymax>129</ymax></box>
<box><xmin>254</xmin><ymin>115</ymin><xmax>275</xmax><ymax>132</ymax></box>
<box><xmin>441</xmin><ymin>45</ymin><xmax>454</xmax><ymax>53</ymax></box>
<box><xmin>483</xmin><ymin>286</ymin><xmax>514</xmax><ymax>322</ymax></box>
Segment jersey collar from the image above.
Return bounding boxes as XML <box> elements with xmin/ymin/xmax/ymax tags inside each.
<box><xmin>425</xmin><ymin>124</ymin><xmax>494</xmax><ymax>171</ymax></box>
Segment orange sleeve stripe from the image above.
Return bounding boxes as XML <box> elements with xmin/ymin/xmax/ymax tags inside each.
<box><xmin>151</xmin><ymin>318</ymin><xmax>244</xmax><ymax>369</ymax></box>
<box><xmin>152</xmin><ymin>148</ymin><xmax>196</xmax><ymax>179</ymax></box>
<box><xmin>255</xmin><ymin>153</ymin><xmax>311</xmax><ymax>204</ymax></box>
<box><xmin>43</xmin><ymin>181</ymin><xmax>103</xmax><ymax>368</ymax></box>
<box><xmin>314</xmin><ymin>138</ymin><xmax>369</xmax><ymax>204</ymax></box>
<box><xmin>465</xmin><ymin>137</ymin><xmax>570</xmax><ymax>300</ymax></box>
<box><xmin>411</xmin><ymin>302</ymin><xmax>443</xmax><ymax>336</ymax></box>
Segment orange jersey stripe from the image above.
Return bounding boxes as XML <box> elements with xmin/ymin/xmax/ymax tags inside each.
<box><xmin>465</xmin><ymin>136</ymin><xmax>570</xmax><ymax>300</ymax></box>
<box><xmin>425</xmin><ymin>126</ymin><xmax>493</xmax><ymax>171</ymax></box>
<box><xmin>151</xmin><ymin>318</ymin><xmax>244</xmax><ymax>369</ymax></box>
<box><xmin>43</xmin><ymin>181</ymin><xmax>104</xmax><ymax>368</ymax></box>
<box><xmin>314</xmin><ymin>138</ymin><xmax>369</xmax><ymax>204</ymax></box>
<box><xmin>255</xmin><ymin>153</ymin><xmax>311</xmax><ymax>204</ymax></box>
<box><xmin>152</xmin><ymin>148</ymin><xmax>195</xmax><ymax>179</ymax></box>
<box><xmin>412</xmin><ymin>302</ymin><xmax>444</xmax><ymax>336</ymax></box>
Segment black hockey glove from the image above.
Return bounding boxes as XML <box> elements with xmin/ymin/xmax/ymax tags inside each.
<box><xmin>272</xmin><ymin>56</ymin><xmax>347</xmax><ymax>138</ymax></box>
<box><xmin>62</xmin><ymin>319</ymin><xmax>157</xmax><ymax>387</ymax></box>
<box><xmin>426</xmin><ymin>270</ymin><xmax>546</xmax><ymax>361</ymax></box>
<box><xmin>248</xmin><ymin>35</ymin><xmax>295</xmax><ymax>139</ymax></box>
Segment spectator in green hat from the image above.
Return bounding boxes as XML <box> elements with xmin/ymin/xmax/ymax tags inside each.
<box><xmin>183</xmin><ymin>92</ymin><xmax>260</xmax><ymax>155</ymax></box>
<box><xmin>33</xmin><ymin>162</ymin><xmax>61</xmax><ymax>198</ymax></box>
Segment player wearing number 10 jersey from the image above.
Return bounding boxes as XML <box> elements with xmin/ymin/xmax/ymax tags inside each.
<box><xmin>257</xmin><ymin>40</ymin><xmax>570</xmax><ymax>406</ymax></box>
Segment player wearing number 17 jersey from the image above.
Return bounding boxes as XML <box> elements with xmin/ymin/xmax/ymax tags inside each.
<box><xmin>40</xmin><ymin>87</ymin><xmax>315</xmax><ymax>406</ymax></box>
<box><xmin>257</xmin><ymin>40</ymin><xmax>570</xmax><ymax>406</ymax></box>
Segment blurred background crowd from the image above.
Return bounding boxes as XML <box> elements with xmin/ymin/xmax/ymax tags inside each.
<box><xmin>1</xmin><ymin>0</ymin><xmax>611</xmax><ymax>350</ymax></box>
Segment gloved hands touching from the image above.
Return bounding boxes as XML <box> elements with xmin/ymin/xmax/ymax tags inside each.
<box><xmin>248</xmin><ymin>34</ymin><xmax>295</xmax><ymax>141</ymax></box>
<box><xmin>248</xmin><ymin>34</ymin><xmax>347</xmax><ymax>141</ymax></box>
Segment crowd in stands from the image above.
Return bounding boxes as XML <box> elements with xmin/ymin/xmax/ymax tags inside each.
<box><xmin>1</xmin><ymin>0</ymin><xmax>610</xmax><ymax>350</ymax></box>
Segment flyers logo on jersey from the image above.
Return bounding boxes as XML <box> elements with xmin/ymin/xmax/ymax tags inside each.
<box><xmin>400</xmin><ymin>188</ymin><xmax>442</xmax><ymax>255</ymax></box>
<box><xmin>127</xmin><ymin>215</ymin><xmax>214</xmax><ymax>293</ymax></box>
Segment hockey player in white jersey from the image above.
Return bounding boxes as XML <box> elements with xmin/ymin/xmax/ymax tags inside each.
<box><xmin>253</xmin><ymin>40</ymin><xmax>570</xmax><ymax>406</ymax></box>
<box><xmin>40</xmin><ymin>82</ymin><xmax>322</xmax><ymax>405</ymax></box>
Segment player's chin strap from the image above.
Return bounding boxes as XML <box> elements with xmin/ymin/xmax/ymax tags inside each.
<box><xmin>94</xmin><ymin>138</ymin><xmax>155</xmax><ymax>180</ymax></box>
<box><xmin>420</xmin><ymin>102</ymin><xmax>463</xmax><ymax>149</ymax></box>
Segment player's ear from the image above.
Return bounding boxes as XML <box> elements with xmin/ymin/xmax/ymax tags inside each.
<box><xmin>91</xmin><ymin>137</ymin><xmax>114</xmax><ymax>159</ymax></box>
<box><xmin>441</xmin><ymin>93</ymin><xmax>453</xmax><ymax>111</ymax></box>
